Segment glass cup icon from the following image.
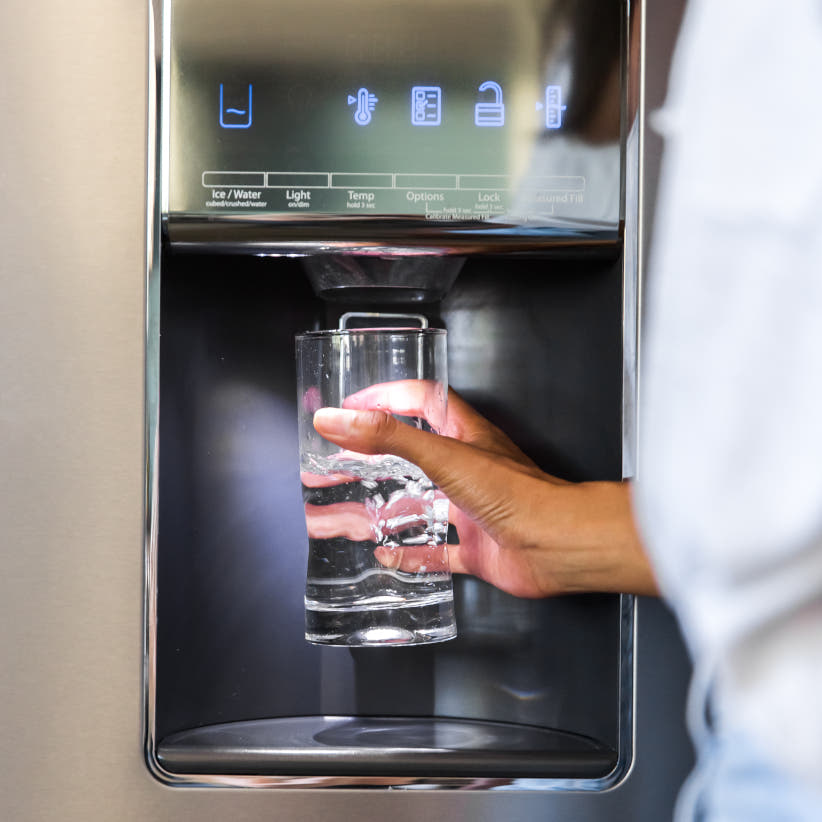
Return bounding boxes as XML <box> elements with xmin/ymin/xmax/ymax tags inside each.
<box><xmin>295</xmin><ymin>328</ymin><xmax>456</xmax><ymax>646</ymax></box>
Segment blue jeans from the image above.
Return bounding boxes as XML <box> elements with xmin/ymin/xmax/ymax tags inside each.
<box><xmin>676</xmin><ymin>667</ymin><xmax>822</xmax><ymax>822</ymax></box>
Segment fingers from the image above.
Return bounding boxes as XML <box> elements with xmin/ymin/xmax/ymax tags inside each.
<box><xmin>304</xmin><ymin>502</ymin><xmax>374</xmax><ymax>541</ymax></box>
<box><xmin>303</xmin><ymin>471</ymin><xmax>447</xmax><ymax>548</ymax></box>
<box><xmin>373</xmin><ymin>544</ymin><xmax>450</xmax><ymax>574</ymax></box>
<box><xmin>312</xmin><ymin>407</ymin><xmax>538</xmax><ymax>540</ymax></box>
<box><xmin>444</xmin><ymin>504</ymin><xmax>542</xmax><ymax>597</ymax></box>
<box><xmin>300</xmin><ymin>470</ymin><xmax>358</xmax><ymax>488</ymax></box>
<box><xmin>342</xmin><ymin>382</ymin><xmax>540</xmax><ymax>467</ymax></box>
<box><xmin>342</xmin><ymin>379</ymin><xmax>446</xmax><ymax>433</ymax></box>
<box><xmin>303</xmin><ymin>495</ymin><xmax>451</xmax><ymax>575</ymax></box>
<box><xmin>313</xmin><ymin>407</ymin><xmax>413</xmax><ymax>456</ymax></box>
<box><xmin>303</xmin><ymin>490</ymin><xmax>543</xmax><ymax>597</ymax></box>
<box><xmin>312</xmin><ymin>406</ymin><xmax>469</xmax><ymax>482</ymax></box>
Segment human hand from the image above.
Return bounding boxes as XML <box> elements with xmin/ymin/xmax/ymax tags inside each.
<box><xmin>313</xmin><ymin>383</ymin><xmax>658</xmax><ymax>599</ymax></box>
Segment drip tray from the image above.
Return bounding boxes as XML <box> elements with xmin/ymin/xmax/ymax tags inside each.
<box><xmin>157</xmin><ymin>716</ymin><xmax>618</xmax><ymax>778</ymax></box>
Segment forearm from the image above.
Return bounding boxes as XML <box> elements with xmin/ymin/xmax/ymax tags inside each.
<box><xmin>524</xmin><ymin>480</ymin><xmax>658</xmax><ymax>597</ymax></box>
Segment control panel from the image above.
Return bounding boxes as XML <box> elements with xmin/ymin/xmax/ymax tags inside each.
<box><xmin>164</xmin><ymin>0</ymin><xmax>625</xmax><ymax>243</ymax></box>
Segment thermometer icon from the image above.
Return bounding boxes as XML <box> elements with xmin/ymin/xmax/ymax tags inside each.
<box><xmin>348</xmin><ymin>87</ymin><xmax>378</xmax><ymax>126</ymax></box>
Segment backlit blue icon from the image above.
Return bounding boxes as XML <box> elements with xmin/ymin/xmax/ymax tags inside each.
<box><xmin>411</xmin><ymin>86</ymin><xmax>442</xmax><ymax>126</ymax></box>
<box><xmin>474</xmin><ymin>81</ymin><xmax>505</xmax><ymax>127</ymax></box>
<box><xmin>219</xmin><ymin>83</ymin><xmax>253</xmax><ymax>129</ymax></box>
<box><xmin>348</xmin><ymin>87</ymin><xmax>378</xmax><ymax>126</ymax></box>
<box><xmin>545</xmin><ymin>85</ymin><xmax>566</xmax><ymax>129</ymax></box>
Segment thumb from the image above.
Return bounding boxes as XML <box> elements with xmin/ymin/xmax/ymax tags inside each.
<box><xmin>312</xmin><ymin>407</ymin><xmax>526</xmax><ymax>533</ymax></box>
<box><xmin>313</xmin><ymin>407</ymin><xmax>432</xmax><ymax>463</ymax></box>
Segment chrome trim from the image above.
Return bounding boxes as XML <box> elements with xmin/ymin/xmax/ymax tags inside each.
<box><xmin>617</xmin><ymin>0</ymin><xmax>644</xmax><ymax>789</ymax></box>
<box><xmin>163</xmin><ymin>218</ymin><xmax>621</xmax><ymax>257</ymax></box>
<box><xmin>622</xmin><ymin>0</ymin><xmax>642</xmax><ymax>481</ymax></box>
<box><xmin>338</xmin><ymin>312</ymin><xmax>429</xmax><ymax>330</ymax></box>
<box><xmin>617</xmin><ymin>1</ymin><xmax>642</xmax><ymax>786</ymax></box>
<box><xmin>143</xmin><ymin>0</ymin><xmax>164</xmax><ymax>786</ymax></box>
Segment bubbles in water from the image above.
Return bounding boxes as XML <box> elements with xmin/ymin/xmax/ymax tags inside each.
<box><xmin>302</xmin><ymin>450</ymin><xmax>455</xmax><ymax>645</ymax></box>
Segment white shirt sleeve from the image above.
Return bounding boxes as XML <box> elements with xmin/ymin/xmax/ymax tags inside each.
<box><xmin>634</xmin><ymin>0</ymin><xmax>822</xmax><ymax>792</ymax></box>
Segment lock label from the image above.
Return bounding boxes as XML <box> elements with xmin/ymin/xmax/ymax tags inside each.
<box><xmin>474</xmin><ymin>81</ymin><xmax>505</xmax><ymax>127</ymax></box>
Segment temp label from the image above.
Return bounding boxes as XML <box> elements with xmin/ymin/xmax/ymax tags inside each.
<box><xmin>346</xmin><ymin>190</ymin><xmax>377</xmax><ymax>210</ymax></box>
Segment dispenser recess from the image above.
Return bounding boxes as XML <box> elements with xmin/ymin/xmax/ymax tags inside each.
<box><xmin>146</xmin><ymin>0</ymin><xmax>636</xmax><ymax>790</ymax></box>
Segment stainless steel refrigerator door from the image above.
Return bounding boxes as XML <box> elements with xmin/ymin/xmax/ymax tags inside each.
<box><xmin>0</xmin><ymin>1</ymin><xmax>691</xmax><ymax>820</ymax></box>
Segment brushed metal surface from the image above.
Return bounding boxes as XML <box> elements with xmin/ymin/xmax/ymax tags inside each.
<box><xmin>0</xmin><ymin>1</ymin><xmax>151</xmax><ymax>819</ymax></box>
<box><xmin>0</xmin><ymin>0</ymin><xmax>691</xmax><ymax>819</ymax></box>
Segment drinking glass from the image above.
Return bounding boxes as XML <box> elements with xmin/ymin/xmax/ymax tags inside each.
<box><xmin>295</xmin><ymin>326</ymin><xmax>455</xmax><ymax>646</ymax></box>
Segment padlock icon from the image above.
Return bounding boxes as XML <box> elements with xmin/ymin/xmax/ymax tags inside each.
<box><xmin>474</xmin><ymin>81</ymin><xmax>505</xmax><ymax>127</ymax></box>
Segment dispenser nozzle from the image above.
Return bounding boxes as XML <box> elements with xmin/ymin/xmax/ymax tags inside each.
<box><xmin>302</xmin><ymin>255</ymin><xmax>464</xmax><ymax>304</ymax></box>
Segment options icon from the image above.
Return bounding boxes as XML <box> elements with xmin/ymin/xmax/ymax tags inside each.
<box><xmin>411</xmin><ymin>86</ymin><xmax>442</xmax><ymax>126</ymax></box>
